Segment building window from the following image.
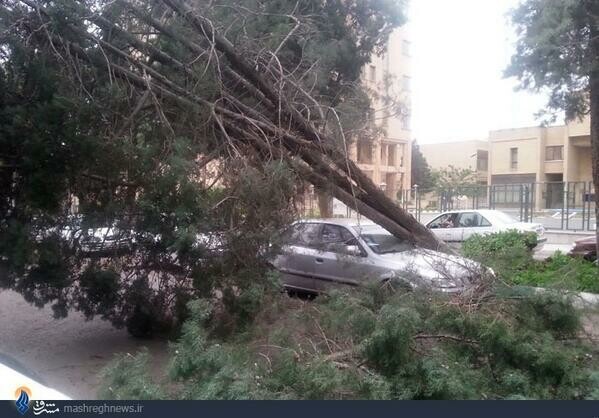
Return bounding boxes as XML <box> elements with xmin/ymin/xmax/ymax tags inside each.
<box><xmin>476</xmin><ymin>150</ymin><xmax>488</xmax><ymax>171</ymax></box>
<box><xmin>368</xmin><ymin>65</ymin><xmax>376</xmax><ymax>83</ymax></box>
<box><xmin>545</xmin><ymin>145</ymin><xmax>563</xmax><ymax>161</ymax></box>
<box><xmin>402</xmin><ymin>75</ymin><xmax>411</xmax><ymax>92</ymax></box>
<box><xmin>357</xmin><ymin>141</ymin><xmax>373</xmax><ymax>164</ymax></box>
<box><xmin>402</xmin><ymin>40</ymin><xmax>411</xmax><ymax>57</ymax></box>
<box><xmin>388</xmin><ymin>144</ymin><xmax>396</xmax><ymax>166</ymax></box>
<box><xmin>510</xmin><ymin>147</ymin><xmax>518</xmax><ymax>170</ymax></box>
<box><xmin>401</xmin><ymin>113</ymin><xmax>410</xmax><ymax>130</ymax></box>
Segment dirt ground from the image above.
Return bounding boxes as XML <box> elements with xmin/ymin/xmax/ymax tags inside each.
<box><xmin>0</xmin><ymin>290</ymin><xmax>169</xmax><ymax>399</ymax></box>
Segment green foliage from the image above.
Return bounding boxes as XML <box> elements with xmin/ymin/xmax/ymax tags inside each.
<box><xmin>100</xmin><ymin>284</ymin><xmax>599</xmax><ymax>400</ymax></box>
<box><xmin>464</xmin><ymin>232</ymin><xmax>598</xmax><ymax>293</ymax></box>
<box><xmin>511</xmin><ymin>252</ymin><xmax>599</xmax><ymax>293</ymax></box>
<box><xmin>462</xmin><ymin>230</ymin><xmax>537</xmax><ymax>277</ymax></box>
<box><xmin>432</xmin><ymin>165</ymin><xmax>480</xmax><ymax>197</ymax></box>
<box><xmin>99</xmin><ymin>350</ymin><xmax>164</xmax><ymax>400</ymax></box>
<box><xmin>0</xmin><ymin>0</ymin><xmax>409</xmax><ymax>336</ymax></box>
<box><xmin>410</xmin><ymin>141</ymin><xmax>434</xmax><ymax>192</ymax></box>
<box><xmin>507</xmin><ymin>0</ymin><xmax>598</xmax><ymax>121</ymax></box>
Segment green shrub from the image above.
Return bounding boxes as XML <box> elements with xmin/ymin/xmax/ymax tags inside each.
<box><xmin>101</xmin><ymin>283</ymin><xmax>599</xmax><ymax>400</ymax></box>
<box><xmin>99</xmin><ymin>350</ymin><xmax>163</xmax><ymax>400</ymax></box>
<box><xmin>511</xmin><ymin>252</ymin><xmax>599</xmax><ymax>293</ymax></box>
<box><xmin>462</xmin><ymin>230</ymin><xmax>537</xmax><ymax>277</ymax></box>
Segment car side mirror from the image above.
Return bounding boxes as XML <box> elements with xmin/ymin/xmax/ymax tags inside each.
<box><xmin>344</xmin><ymin>244</ymin><xmax>362</xmax><ymax>257</ymax></box>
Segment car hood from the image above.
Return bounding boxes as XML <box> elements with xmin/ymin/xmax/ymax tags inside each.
<box><xmin>505</xmin><ymin>222</ymin><xmax>543</xmax><ymax>232</ymax></box>
<box><xmin>377</xmin><ymin>249</ymin><xmax>484</xmax><ymax>290</ymax></box>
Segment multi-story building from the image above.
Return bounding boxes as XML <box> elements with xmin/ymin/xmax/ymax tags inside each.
<box><xmin>419</xmin><ymin>140</ymin><xmax>489</xmax><ymax>185</ymax></box>
<box><xmin>349</xmin><ymin>28</ymin><xmax>412</xmax><ymax>200</ymax></box>
<box><xmin>488</xmin><ymin>117</ymin><xmax>592</xmax><ymax>210</ymax></box>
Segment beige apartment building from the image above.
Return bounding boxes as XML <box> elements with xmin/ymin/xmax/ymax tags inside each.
<box><xmin>419</xmin><ymin>140</ymin><xmax>489</xmax><ymax>185</ymax></box>
<box><xmin>348</xmin><ymin>28</ymin><xmax>412</xmax><ymax>200</ymax></box>
<box><xmin>488</xmin><ymin>117</ymin><xmax>592</xmax><ymax>210</ymax></box>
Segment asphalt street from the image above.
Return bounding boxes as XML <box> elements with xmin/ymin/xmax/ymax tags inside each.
<box><xmin>0</xmin><ymin>290</ymin><xmax>169</xmax><ymax>399</ymax></box>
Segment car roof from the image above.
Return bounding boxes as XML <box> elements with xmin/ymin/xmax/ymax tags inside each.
<box><xmin>436</xmin><ymin>209</ymin><xmax>502</xmax><ymax>216</ymax></box>
<box><xmin>297</xmin><ymin>218</ymin><xmax>377</xmax><ymax>228</ymax></box>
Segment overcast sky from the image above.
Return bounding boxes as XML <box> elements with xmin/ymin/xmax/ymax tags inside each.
<box><xmin>408</xmin><ymin>0</ymin><xmax>553</xmax><ymax>144</ymax></box>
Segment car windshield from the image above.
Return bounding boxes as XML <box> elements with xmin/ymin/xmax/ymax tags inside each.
<box><xmin>357</xmin><ymin>225</ymin><xmax>414</xmax><ymax>254</ymax></box>
<box><xmin>491</xmin><ymin>211</ymin><xmax>518</xmax><ymax>224</ymax></box>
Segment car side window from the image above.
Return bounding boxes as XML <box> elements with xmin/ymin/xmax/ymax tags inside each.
<box><xmin>457</xmin><ymin>212</ymin><xmax>479</xmax><ymax>227</ymax></box>
<box><xmin>428</xmin><ymin>213</ymin><xmax>458</xmax><ymax>229</ymax></box>
<box><xmin>321</xmin><ymin>224</ymin><xmax>354</xmax><ymax>244</ymax></box>
<box><xmin>479</xmin><ymin>216</ymin><xmax>491</xmax><ymax>227</ymax></box>
<box><xmin>283</xmin><ymin>223</ymin><xmax>322</xmax><ymax>248</ymax></box>
<box><xmin>320</xmin><ymin>224</ymin><xmax>362</xmax><ymax>254</ymax></box>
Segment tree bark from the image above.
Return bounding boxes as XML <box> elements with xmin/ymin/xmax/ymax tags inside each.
<box><xmin>317</xmin><ymin>190</ymin><xmax>333</xmax><ymax>218</ymax></box>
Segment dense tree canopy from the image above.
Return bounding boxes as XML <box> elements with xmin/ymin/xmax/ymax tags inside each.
<box><xmin>507</xmin><ymin>0</ymin><xmax>599</xmax><ymax>258</ymax></box>
<box><xmin>410</xmin><ymin>141</ymin><xmax>434</xmax><ymax>192</ymax></box>
<box><xmin>0</xmin><ymin>0</ymin><xmax>426</xmax><ymax>332</ymax></box>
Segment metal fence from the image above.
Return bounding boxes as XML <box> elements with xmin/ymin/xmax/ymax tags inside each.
<box><xmin>299</xmin><ymin>181</ymin><xmax>596</xmax><ymax>232</ymax></box>
<box><xmin>406</xmin><ymin>181</ymin><xmax>596</xmax><ymax>232</ymax></box>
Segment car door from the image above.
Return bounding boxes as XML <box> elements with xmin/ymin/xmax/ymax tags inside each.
<box><xmin>458</xmin><ymin>212</ymin><xmax>494</xmax><ymax>240</ymax></box>
<box><xmin>310</xmin><ymin>224</ymin><xmax>377</xmax><ymax>292</ymax></box>
<box><xmin>272</xmin><ymin>223</ymin><xmax>323</xmax><ymax>292</ymax></box>
<box><xmin>426</xmin><ymin>213</ymin><xmax>461</xmax><ymax>242</ymax></box>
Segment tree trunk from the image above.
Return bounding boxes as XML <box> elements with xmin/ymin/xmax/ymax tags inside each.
<box><xmin>317</xmin><ymin>190</ymin><xmax>333</xmax><ymax>218</ymax></box>
<box><xmin>589</xmin><ymin>9</ymin><xmax>599</xmax><ymax>265</ymax></box>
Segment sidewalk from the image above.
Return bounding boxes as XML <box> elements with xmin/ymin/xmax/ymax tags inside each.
<box><xmin>533</xmin><ymin>243</ymin><xmax>572</xmax><ymax>260</ymax></box>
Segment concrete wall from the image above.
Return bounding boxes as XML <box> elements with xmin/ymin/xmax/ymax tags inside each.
<box><xmin>419</xmin><ymin>140</ymin><xmax>487</xmax><ymax>171</ymax></box>
<box><xmin>419</xmin><ymin>140</ymin><xmax>488</xmax><ymax>183</ymax></box>
<box><xmin>488</xmin><ymin>135</ymin><xmax>539</xmax><ymax>175</ymax></box>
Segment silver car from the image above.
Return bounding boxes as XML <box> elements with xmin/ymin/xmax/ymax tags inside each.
<box><xmin>272</xmin><ymin>218</ymin><xmax>486</xmax><ymax>294</ymax></box>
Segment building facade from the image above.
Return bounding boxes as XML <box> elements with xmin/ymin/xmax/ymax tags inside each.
<box><xmin>419</xmin><ymin>140</ymin><xmax>489</xmax><ymax>185</ymax></box>
<box><xmin>349</xmin><ymin>28</ymin><xmax>412</xmax><ymax>201</ymax></box>
<box><xmin>488</xmin><ymin>116</ymin><xmax>592</xmax><ymax>209</ymax></box>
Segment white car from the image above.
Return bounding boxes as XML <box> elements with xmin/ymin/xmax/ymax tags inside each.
<box><xmin>0</xmin><ymin>355</ymin><xmax>69</xmax><ymax>401</ymax></box>
<box><xmin>425</xmin><ymin>209</ymin><xmax>546</xmax><ymax>245</ymax></box>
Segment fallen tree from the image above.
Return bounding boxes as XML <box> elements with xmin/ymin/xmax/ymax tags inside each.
<box><xmin>1</xmin><ymin>0</ymin><xmax>452</xmax><ymax>333</ymax></box>
<box><xmin>11</xmin><ymin>0</ymin><xmax>447</xmax><ymax>252</ymax></box>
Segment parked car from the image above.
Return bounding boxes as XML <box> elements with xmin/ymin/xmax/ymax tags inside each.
<box><xmin>568</xmin><ymin>234</ymin><xmax>597</xmax><ymax>261</ymax></box>
<box><xmin>60</xmin><ymin>222</ymin><xmax>133</xmax><ymax>255</ymax></box>
<box><xmin>425</xmin><ymin>209</ymin><xmax>546</xmax><ymax>245</ymax></box>
<box><xmin>0</xmin><ymin>354</ymin><xmax>69</xmax><ymax>400</ymax></box>
<box><xmin>271</xmin><ymin>219</ymin><xmax>488</xmax><ymax>294</ymax></box>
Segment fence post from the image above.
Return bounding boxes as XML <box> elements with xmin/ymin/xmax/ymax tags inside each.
<box><xmin>524</xmin><ymin>184</ymin><xmax>530</xmax><ymax>222</ymax></box>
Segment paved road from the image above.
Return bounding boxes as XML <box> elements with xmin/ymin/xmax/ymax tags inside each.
<box><xmin>0</xmin><ymin>290</ymin><xmax>168</xmax><ymax>399</ymax></box>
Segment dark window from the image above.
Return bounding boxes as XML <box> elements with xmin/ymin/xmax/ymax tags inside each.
<box><xmin>321</xmin><ymin>224</ymin><xmax>354</xmax><ymax>244</ymax></box>
<box><xmin>477</xmin><ymin>150</ymin><xmax>488</xmax><ymax>171</ymax></box>
<box><xmin>368</xmin><ymin>65</ymin><xmax>376</xmax><ymax>82</ymax></box>
<box><xmin>510</xmin><ymin>148</ymin><xmax>518</xmax><ymax>170</ymax></box>
<box><xmin>284</xmin><ymin>223</ymin><xmax>322</xmax><ymax>248</ymax></box>
<box><xmin>321</xmin><ymin>224</ymin><xmax>362</xmax><ymax>255</ymax></box>
<box><xmin>457</xmin><ymin>212</ymin><xmax>491</xmax><ymax>228</ymax></box>
<box><xmin>401</xmin><ymin>113</ymin><xmax>410</xmax><ymax>130</ymax></box>
<box><xmin>545</xmin><ymin>145</ymin><xmax>563</xmax><ymax>161</ymax></box>
<box><xmin>357</xmin><ymin>141</ymin><xmax>373</xmax><ymax>164</ymax></box>
<box><xmin>428</xmin><ymin>213</ymin><xmax>458</xmax><ymax>229</ymax></box>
